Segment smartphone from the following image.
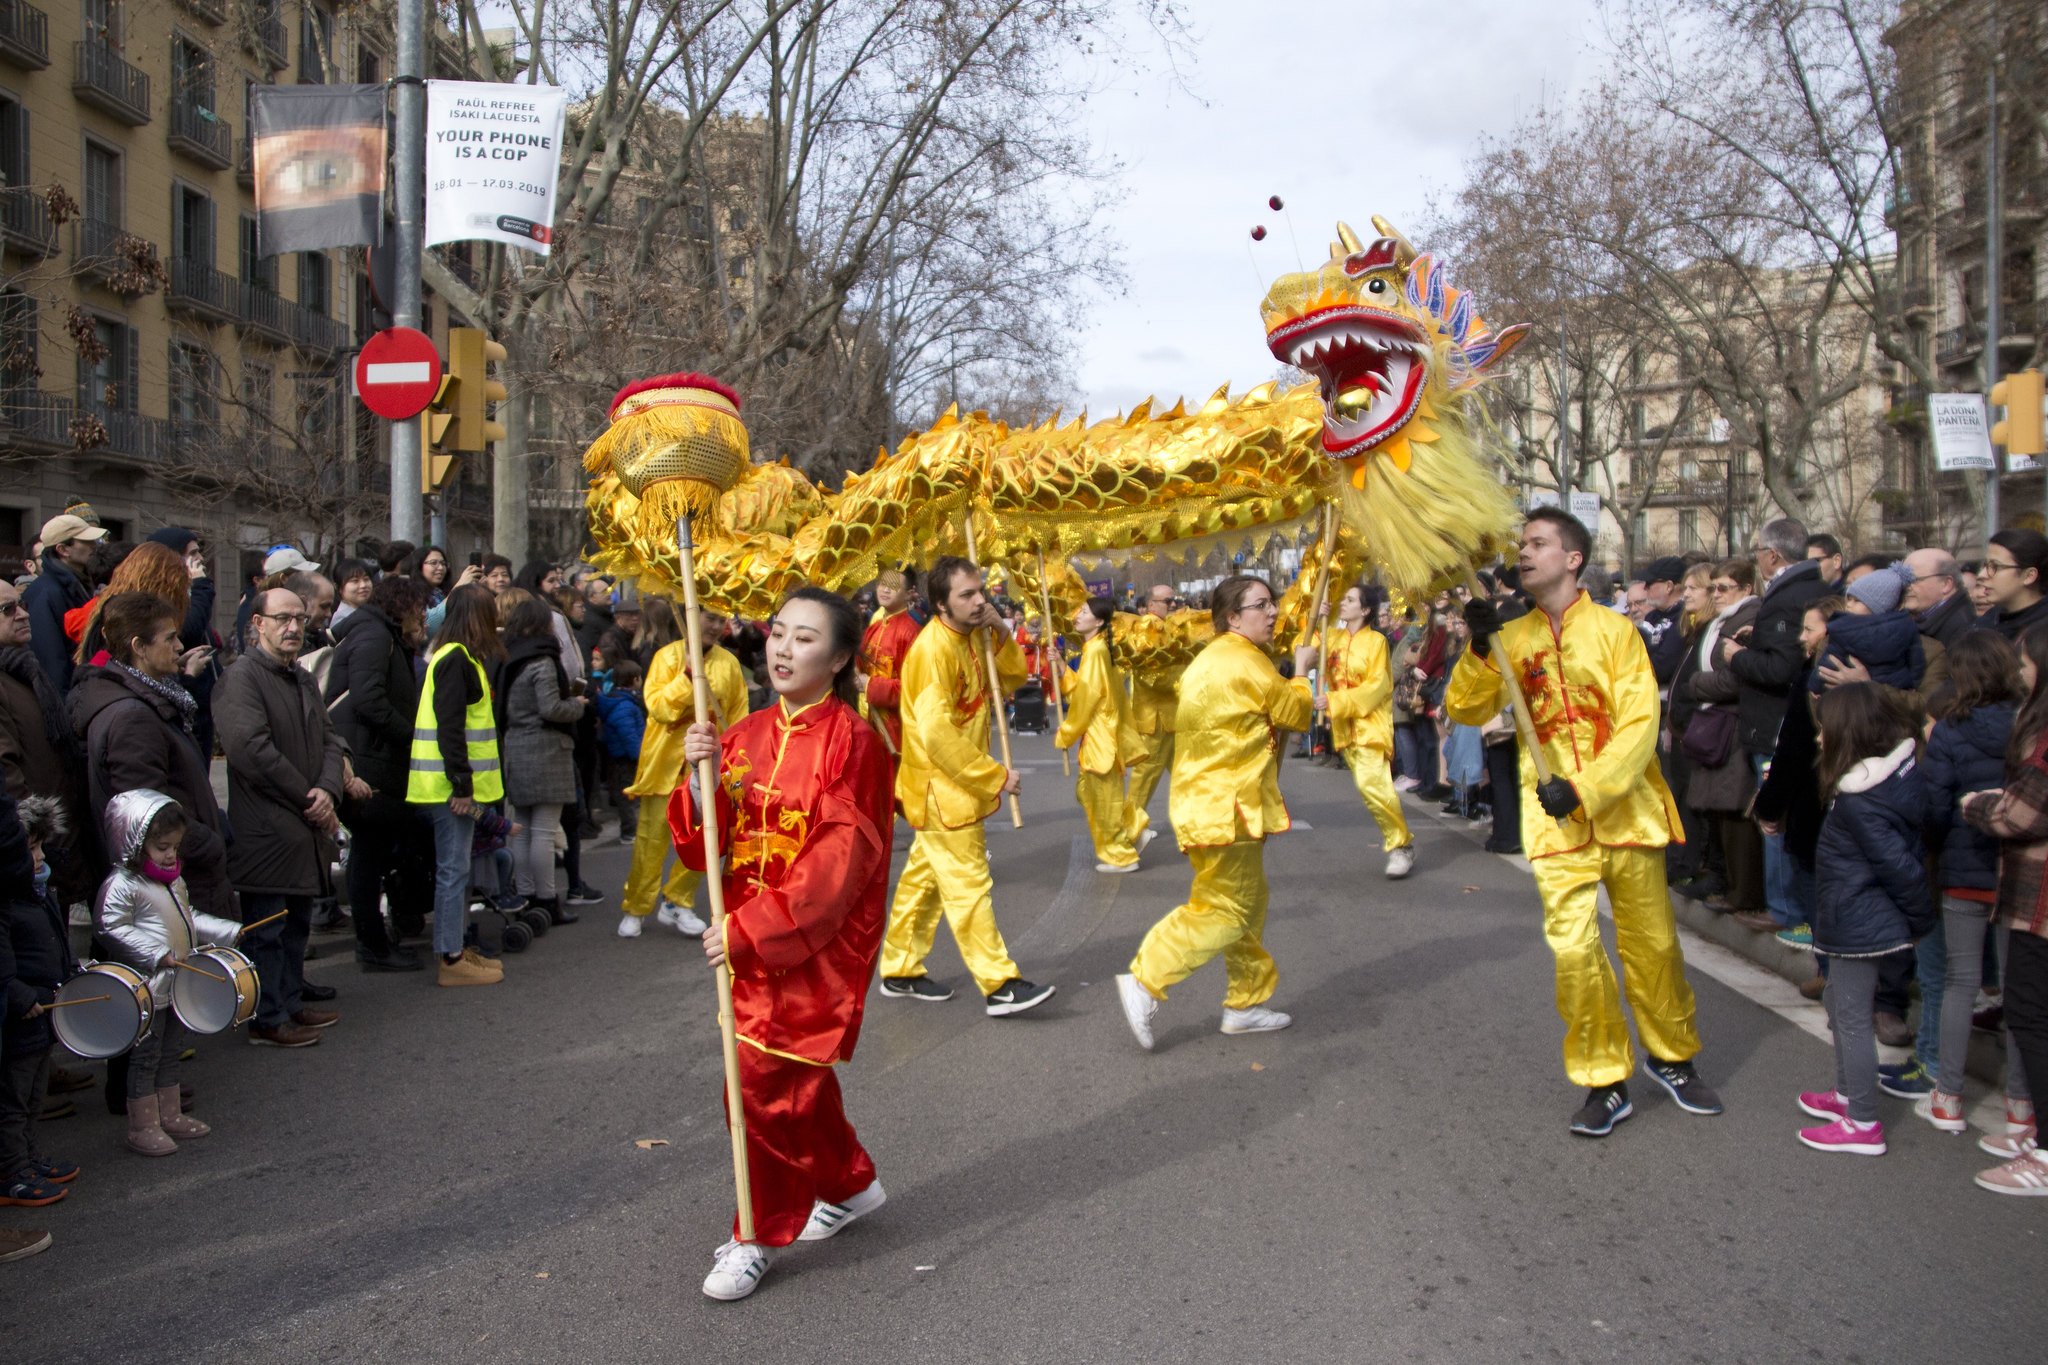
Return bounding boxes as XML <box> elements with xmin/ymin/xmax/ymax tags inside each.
<box><xmin>468</xmin><ymin>550</ymin><xmax>483</xmax><ymax>568</ymax></box>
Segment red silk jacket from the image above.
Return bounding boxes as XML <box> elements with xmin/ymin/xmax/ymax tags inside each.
<box><xmin>860</xmin><ymin>609</ymin><xmax>920</xmax><ymax>751</ymax></box>
<box><xmin>672</xmin><ymin>693</ymin><xmax>894</xmax><ymax>1065</ymax></box>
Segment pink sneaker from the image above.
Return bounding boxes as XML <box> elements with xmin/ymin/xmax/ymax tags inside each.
<box><xmin>1974</xmin><ymin>1147</ymin><xmax>2048</xmax><ymax>1196</ymax></box>
<box><xmin>1798</xmin><ymin>1117</ymin><xmax>1886</xmax><ymax>1156</ymax></box>
<box><xmin>1914</xmin><ymin>1090</ymin><xmax>1967</xmax><ymax>1134</ymax></box>
<box><xmin>1979</xmin><ymin>1124</ymin><xmax>2038</xmax><ymax>1160</ymax></box>
<box><xmin>1797</xmin><ymin>1089</ymin><xmax>1850</xmax><ymax>1122</ymax></box>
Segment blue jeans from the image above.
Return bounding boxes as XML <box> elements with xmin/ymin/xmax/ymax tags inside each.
<box><xmin>240</xmin><ymin>892</ymin><xmax>312</xmax><ymax>1029</ymax></box>
<box><xmin>1754</xmin><ymin>753</ymin><xmax>1811</xmax><ymax>928</ymax></box>
<box><xmin>426</xmin><ymin>803</ymin><xmax>478</xmax><ymax>957</ymax></box>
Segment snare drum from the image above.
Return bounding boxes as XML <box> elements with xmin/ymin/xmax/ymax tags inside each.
<box><xmin>171</xmin><ymin>946</ymin><xmax>260</xmax><ymax>1035</ymax></box>
<box><xmin>52</xmin><ymin>961</ymin><xmax>153</xmax><ymax>1060</ymax></box>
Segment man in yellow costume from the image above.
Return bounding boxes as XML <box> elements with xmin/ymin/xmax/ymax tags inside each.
<box><xmin>618</xmin><ymin>605</ymin><xmax>750</xmax><ymax>939</ymax></box>
<box><xmin>1116</xmin><ymin>575</ymin><xmax>1318</xmax><ymax>1050</ymax></box>
<box><xmin>1316</xmin><ymin>582</ymin><xmax>1415</xmax><ymax>879</ymax></box>
<box><xmin>1448</xmin><ymin>507</ymin><xmax>1722</xmax><ymax>1137</ymax></box>
<box><xmin>878</xmin><ymin>556</ymin><xmax>1055</xmax><ymax>1016</ymax></box>
<box><xmin>1120</xmin><ymin>583</ymin><xmax>1184</xmax><ymax>854</ymax></box>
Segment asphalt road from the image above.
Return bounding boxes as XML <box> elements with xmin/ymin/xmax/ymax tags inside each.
<box><xmin>5</xmin><ymin>730</ymin><xmax>2041</xmax><ymax>1363</ymax></box>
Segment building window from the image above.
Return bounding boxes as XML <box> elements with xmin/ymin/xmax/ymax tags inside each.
<box><xmin>0</xmin><ymin>291</ymin><xmax>34</xmax><ymax>400</ymax></box>
<box><xmin>357</xmin><ymin>43</ymin><xmax>384</xmax><ymax>84</ymax></box>
<box><xmin>297</xmin><ymin>253</ymin><xmax>329</xmax><ymax>314</ymax></box>
<box><xmin>171</xmin><ymin>36</ymin><xmax>214</xmax><ymax>110</ymax></box>
<box><xmin>241</xmin><ymin>359</ymin><xmax>273</xmax><ymax>434</ymax></box>
<box><xmin>170</xmin><ymin>342</ymin><xmax>217</xmax><ymax>427</ymax></box>
<box><xmin>84</xmin><ymin>0</ymin><xmax>123</xmax><ymax>47</ymax></box>
<box><xmin>77</xmin><ymin>317</ymin><xmax>137</xmax><ymax>414</ymax></box>
<box><xmin>0</xmin><ymin>94</ymin><xmax>27</xmax><ymax>189</ymax></box>
<box><xmin>299</xmin><ymin>2</ymin><xmax>334</xmax><ymax>84</ymax></box>
<box><xmin>1678</xmin><ymin>509</ymin><xmax>1698</xmax><ymax>553</ymax></box>
<box><xmin>83</xmin><ymin>140</ymin><xmax>122</xmax><ymax>228</ymax></box>
<box><xmin>173</xmin><ymin>185</ymin><xmax>213</xmax><ymax>264</ymax></box>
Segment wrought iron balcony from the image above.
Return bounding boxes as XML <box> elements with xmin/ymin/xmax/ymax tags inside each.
<box><xmin>0</xmin><ymin>0</ymin><xmax>49</xmax><ymax>70</ymax></box>
<box><xmin>246</xmin><ymin>6</ymin><xmax>287</xmax><ymax>70</ymax></box>
<box><xmin>72</xmin><ymin>401</ymin><xmax>167</xmax><ymax>464</ymax></box>
<box><xmin>236</xmin><ymin>133</ymin><xmax>254</xmax><ymax>189</ymax></box>
<box><xmin>73</xmin><ymin>39</ymin><xmax>151</xmax><ymax>126</ymax></box>
<box><xmin>176</xmin><ymin>0</ymin><xmax>226</xmax><ymax>23</ymax></box>
<box><xmin>238</xmin><ymin>281</ymin><xmax>290</xmax><ymax>342</ymax></box>
<box><xmin>0</xmin><ymin>389</ymin><xmax>72</xmax><ymax>451</ymax></box>
<box><xmin>72</xmin><ymin>217</ymin><xmax>159</xmax><ymax>288</ymax></box>
<box><xmin>168</xmin><ymin>93</ymin><xmax>231</xmax><ymax>170</ymax></box>
<box><xmin>1934</xmin><ymin>325</ymin><xmax>1978</xmax><ymax>367</ymax></box>
<box><xmin>287</xmin><ymin>298</ymin><xmax>346</xmax><ymax>355</ymax></box>
<box><xmin>168</xmin><ymin>258</ymin><xmax>239</xmax><ymax>322</ymax></box>
<box><xmin>0</xmin><ymin>186</ymin><xmax>56</xmax><ymax>258</ymax></box>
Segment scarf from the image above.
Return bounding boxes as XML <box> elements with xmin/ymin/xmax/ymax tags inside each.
<box><xmin>0</xmin><ymin>644</ymin><xmax>81</xmax><ymax>760</ymax></box>
<box><xmin>113</xmin><ymin>659</ymin><xmax>198</xmax><ymax>735</ymax></box>
<box><xmin>1697</xmin><ymin>595</ymin><xmax>1756</xmax><ymax>677</ymax></box>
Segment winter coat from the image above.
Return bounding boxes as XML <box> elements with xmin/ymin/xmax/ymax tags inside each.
<box><xmin>1726</xmin><ymin>558</ymin><xmax>1831</xmax><ymax>754</ymax></box>
<box><xmin>212</xmin><ymin>648</ymin><xmax>346</xmax><ymax>897</ymax></box>
<box><xmin>68</xmin><ymin>662</ymin><xmax>236</xmax><ymax>923</ymax></box>
<box><xmin>1962</xmin><ymin>729</ymin><xmax>2048</xmax><ymax>939</ymax></box>
<box><xmin>1923</xmin><ymin>701</ymin><xmax>2016</xmax><ymax>893</ymax></box>
<box><xmin>0</xmin><ymin>648</ymin><xmax>101</xmax><ymax>907</ymax></box>
<box><xmin>1677</xmin><ymin>597</ymin><xmax>1761</xmax><ymax>813</ymax></box>
<box><xmin>577</xmin><ymin>602</ymin><xmax>616</xmax><ymax>660</ymax></box>
<box><xmin>1</xmin><ymin>882</ymin><xmax>77</xmax><ymax>1056</ymax></box>
<box><xmin>595</xmin><ymin>687</ymin><xmax>646</xmax><ymax>762</ymax></box>
<box><xmin>326</xmin><ymin>605</ymin><xmax>419</xmax><ymax>795</ymax></box>
<box><xmin>22</xmin><ymin>553</ymin><xmax>89</xmax><ymax>692</ymax></box>
<box><xmin>1986</xmin><ymin>595</ymin><xmax>2048</xmax><ymax>644</ymax></box>
<box><xmin>1917</xmin><ymin>588</ymin><xmax>1975</xmax><ymax>653</ymax></box>
<box><xmin>1752</xmin><ymin>688</ymin><xmax>1823</xmax><ymax>866</ymax></box>
<box><xmin>94</xmin><ymin>789</ymin><xmax>242</xmax><ymax>1010</ymax></box>
<box><xmin>495</xmin><ymin>634</ymin><xmax>583</xmax><ymax>807</ymax></box>
<box><xmin>1811</xmin><ymin>609</ymin><xmax>1924</xmax><ymax>694</ymax></box>
<box><xmin>1813</xmin><ymin>739</ymin><xmax>1933</xmax><ymax>957</ymax></box>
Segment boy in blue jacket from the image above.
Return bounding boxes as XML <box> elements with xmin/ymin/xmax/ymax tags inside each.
<box><xmin>594</xmin><ymin>660</ymin><xmax>647</xmax><ymax>844</ymax></box>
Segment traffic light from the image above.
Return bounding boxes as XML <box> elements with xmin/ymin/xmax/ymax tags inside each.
<box><xmin>444</xmin><ymin>328</ymin><xmax>508</xmax><ymax>452</ymax></box>
<box><xmin>1990</xmin><ymin>368</ymin><xmax>2046</xmax><ymax>458</ymax></box>
<box><xmin>422</xmin><ymin>376</ymin><xmax>459</xmax><ymax>494</ymax></box>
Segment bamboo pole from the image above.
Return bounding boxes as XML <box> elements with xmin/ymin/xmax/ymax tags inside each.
<box><xmin>962</xmin><ymin>516</ymin><xmax>1024</xmax><ymax>827</ymax></box>
<box><xmin>678</xmin><ymin>513</ymin><xmax>755</xmax><ymax>1244</ymax></box>
<box><xmin>1464</xmin><ymin>572</ymin><xmax>1553</xmax><ymax>785</ymax></box>
<box><xmin>1036</xmin><ymin>550</ymin><xmax>1071</xmax><ymax>776</ymax></box>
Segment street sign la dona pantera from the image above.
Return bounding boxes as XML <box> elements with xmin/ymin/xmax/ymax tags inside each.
<box><xmin>354</xmin><ymin>327</ymin><xmax>444</xmax><ymax>420</ymax></box>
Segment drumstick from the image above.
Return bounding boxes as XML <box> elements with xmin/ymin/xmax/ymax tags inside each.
<box><xmin>172</xmin><ymin>958</ymin><xmax>228</xmax><ymax>981</ymax></box>
<box><xmin>236</xmin><ymin>909</ymin><xmax>289</xmax><ymax>937</ymax></box>
<box><xmin>45</xmin><ymin>994</ymin><xmax>112</xmax><ymax>1008</ymax></box>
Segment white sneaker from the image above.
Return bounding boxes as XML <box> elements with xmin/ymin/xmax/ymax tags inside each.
<box><xmin>1385</xmin><ymin>846</ymin><xmax>1415</xmax><ymax>879</ymax></box>
<box><xmin>655</xmin><ymin>900</ymin><xmax>682</xmax><ymax>929</ymax></box>
<box><xmin>1116</xmin><ymin>973</ymin><xmax>1158</xmax><ymax>1051</ymax></box>
<box><xmin>1220</xmin><ymin>1003</ymin><xmax>1292</xmax><ymax>1035</ymax></box>
<box><xmin>673</xmin><ymin>903</ymin><xmax>708</xmax><ymax>937</ymax></box>
<box><xmin>701</xmin><ymin>1239</ymin><xmax>770</xmax><ymax>1301</ymax></box>
<box><xmin>1096</xmin><ymin>860</ymin><xmax>1140</xmax><ymax>874</ymax></box>
<box><xmin>1394</xmin><ymin>776</ymin><xmax>1419</xmax><ymax>791</ymax></box>
<box><xmin>616</xmin><ymin>914</ymin><xmax>644</xmax><ymax>939</ymax></box>
<box><xmin>798</xmin><ymin>1180</ymin><xmax>887</xmax><ymax>1241</ymax></box>
<box><xmin>1137</xmin><ymin>828</ymin><xmax>1158</xmax><ymax>855</ymax></box>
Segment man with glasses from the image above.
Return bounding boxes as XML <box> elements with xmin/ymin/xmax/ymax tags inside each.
<box><xmin>1720</xmin><ymin>517</ymin><xmax>1829</xmax><ymax>939</ymax></box>
<box><xmin>1903</xmin><ymin>548</ymin><xmax>1973</xmax><ymax>652</ymax></box>
<box><xmin>213</xmin><ymin>589</ymin><xmax>352</xmax><ymax>1049</ymax></box>
<box><xmin>1121</xmin><ymin>583</ymin><xmax>1186</xmax><ymax>854</ymax></box>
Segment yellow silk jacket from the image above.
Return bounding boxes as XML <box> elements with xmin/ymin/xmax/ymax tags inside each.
<box><xmin>895</xmin><ymin>617</ymin><xmax>1027</xmax><ymax>829</ymax></box>
<box><xmin>627</xmin><ymin>640</ymin><xmax>751</xmax><ymax>798</ymax></box>
<box><xmin>1054</xmin><ymin>634</ymin><xmax>1141</xmax><ymax>775</ymax></box>
<box><xmin>1323</xmin><ymin>625</ymin><xmax>1394</xmax><ymax>756</ymax></box>
<box><xmin>1128</xmin><ymin>664</ymin><xmax>1183</xmax><ymax>737</ymax></box>
<box><xmin>1444</xmin><ymin>591</ymin><xmax>1682</xmax><ymax>859</ymax></box>
<box><xmin>1168</xmin><ymin>631</ymin><xmax>1315</xmax><ymax>849</ymax></box>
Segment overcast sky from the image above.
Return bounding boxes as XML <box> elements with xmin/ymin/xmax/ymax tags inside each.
<box><xmin>1065</xmin><ymin>0</ymin><xmax>1604</xmax><ymax>418</ymax></box>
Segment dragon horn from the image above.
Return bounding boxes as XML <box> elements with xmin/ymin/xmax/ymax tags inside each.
<box><xmin>1369</xmin><ymin>216</ymin><xmax>1419</xmax><ymax>267</ymax></box>
<box><xmin>1330</xmin><ymin>221</ymin><xmax>1364</xmax><ymax>261</ymax></box>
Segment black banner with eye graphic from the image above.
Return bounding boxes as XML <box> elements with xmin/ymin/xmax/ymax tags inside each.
<box><xmin>251</xmin><ymin>84</ymin><xmax>387</xmax><ymax>257</ymax></box>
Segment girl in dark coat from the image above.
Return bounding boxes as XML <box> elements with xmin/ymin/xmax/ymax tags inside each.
<box><xmin>1918</xmin><ymin>632</ymin><xmax>2031</xmax><ymax>1137</ymax></box>
<box><xmin>1796</xmin><ymin>684</ymin><xmax>1930</xmax><ymax>1159</ymax></box>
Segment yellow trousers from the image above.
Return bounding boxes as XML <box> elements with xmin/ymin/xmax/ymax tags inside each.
<box><xmin>1129</xmin><ymin>840</ymin><xmax>1275</xmax><ymax>1009</ymax></box>
<box><xmin>622</xmin><ymin>794</ymin><xmax>702</xmax><ymax>917</ymax></box>
<box><xmin>1079</xmin><ymin>771</ymin><xmax>1139</xmax><ymax>867</ymax></box>
<box><xmin>1341</xmin><ymin>745</ymin><xmax>1412</xmax><ymax>852</ymax></box>
<box><xmin>1530</xmin><ymin>843</ymin><xmax>1702</xmax><ymax>1087</ymax></box>
<box><xmin>1120</xmin><ymin>730</ymin><xmax>1174</xmax><ymax>845</ymax></box>
<box><xmin>882</xmin><ymin>824</ymin><xmax>1021</xmax><ymax>996</ymax></box>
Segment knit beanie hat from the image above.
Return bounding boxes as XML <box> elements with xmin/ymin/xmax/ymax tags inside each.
<box><xmin>1845</xmin><ymin>563</ymin><xmax>1908</xmax><ymax>615</ymax></box>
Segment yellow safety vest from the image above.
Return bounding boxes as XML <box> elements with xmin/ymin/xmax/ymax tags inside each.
<box><xmin>407</xmin><ymin>642</ymin><xmax>504</xmax><ymax>804</ymax></box>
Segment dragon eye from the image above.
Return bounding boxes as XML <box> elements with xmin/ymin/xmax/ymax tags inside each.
<box><xmin>1367</xmin><ymin>278</ymin><xmax>1388</xmax><ymax>295</ymax></box>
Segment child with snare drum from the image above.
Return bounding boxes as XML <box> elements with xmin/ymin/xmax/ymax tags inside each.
<box><xmin>1</xmin><ymin>794</ymin><xmax>81</xmax><ymax>1207</ymax></box>
<box><xmin>95</xmin><ymin>790</ymin><xmax>239</xmax><ymax>1157</ymax></box>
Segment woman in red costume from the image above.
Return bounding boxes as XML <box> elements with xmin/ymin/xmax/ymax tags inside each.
<box><xmin>674</xmin><ymin>585</ymin><xmax>895</xmax><ymax>1302</ymax></box>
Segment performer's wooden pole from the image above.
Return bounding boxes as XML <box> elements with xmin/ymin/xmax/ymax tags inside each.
<box><xmin>1036</xmin><ymin>551</ymin><xmax>1071</xmax><ymax>776</ymax></box>
<box><xmin>1464</xmin><ymin>571</ymin><xmax>1553</xmax><ymax>785</ymax></box>
<box><xmin>678</xmin><ymin>514</ymin><xmax>756</xmax><ymax>1243</ymax></box>
<box><xmin>962</xmin><ymin>517</ymin><xmax>1024</xmax><ymax>828</ymax></box>
<box><xmin>1306</xmin><ymin>503</ymin><xmax>1338</xmax><ymax>703</ymax></box>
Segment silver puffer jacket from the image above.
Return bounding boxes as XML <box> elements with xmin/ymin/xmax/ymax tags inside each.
<box><xmin>95</xmin><ymin>788</ymin><xmax>242</xmax><ymax>1008</ymax></box>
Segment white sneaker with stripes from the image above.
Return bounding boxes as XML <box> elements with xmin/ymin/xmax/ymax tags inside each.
<box><xmin>702</xmin><ymin>1239</ymin><xmax>771</xmax><ymax>1300</ymax></box>
<box><xmin>797</xmin><ymin>1180</ymin><xmax>887</xmax><ymax>1241</ymax></box>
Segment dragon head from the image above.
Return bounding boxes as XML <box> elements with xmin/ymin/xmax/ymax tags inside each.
<box><xmin>1260</xmin><ymin>217</ymin><xmax>1528</xmax><ymax>480</ymax></box>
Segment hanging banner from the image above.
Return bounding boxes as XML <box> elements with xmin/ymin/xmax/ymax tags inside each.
<box><xmin>424</xmin><ymin>81</ymin><xmax>567</xmax><ymax>255</ymax></box>
<box><xmin>1929</xmin><ymin>393</ymin><xmax>1997</xmax><ymax>472</ymax></box>
<box><xmin>250</xmin><ymin>84</ymin><xmax>387</xmax><ymax>257</ymax></box>
<box><xmin>1568</xmin><ymin>491</ymin><xmax>1602</xmax><ymax>525</ymax></box>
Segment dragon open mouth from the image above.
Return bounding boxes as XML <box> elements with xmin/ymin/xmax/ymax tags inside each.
<box><xmin>1265</xmin><ymin>307</ymin><xmax>1428</xmax><ymax>458</ymax></box>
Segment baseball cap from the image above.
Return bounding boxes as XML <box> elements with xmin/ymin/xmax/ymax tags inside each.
<box><xmin>263</xmin><ymin>547</ymin><xmax>322</xmax><ymax>575</ymax></box>
<box><xmin>1642</xmin><ymin>555</ymin><xmax>1688</xmax><ymax>586</ymax></box>
<box><xmin>40</xmin><ymin>513</ymin><xmax>109</xmax><ymax>547</ymax></box>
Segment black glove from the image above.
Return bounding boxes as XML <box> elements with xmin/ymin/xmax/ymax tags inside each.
<box><xmin>1463</xmin><ymin>598</ymin><xmax>1500</xmax><ymax>658</ymax></box>
<box><xmin>1536</xmin><ymin>776</ymin><xmax>1581</xmax><ymax>819</ymax></box>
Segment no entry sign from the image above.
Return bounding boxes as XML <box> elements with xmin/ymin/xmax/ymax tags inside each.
<box><xmin>354</xmin><ymin>327</ymin><xmax>443</xmax><ymax>420</ymax></box>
